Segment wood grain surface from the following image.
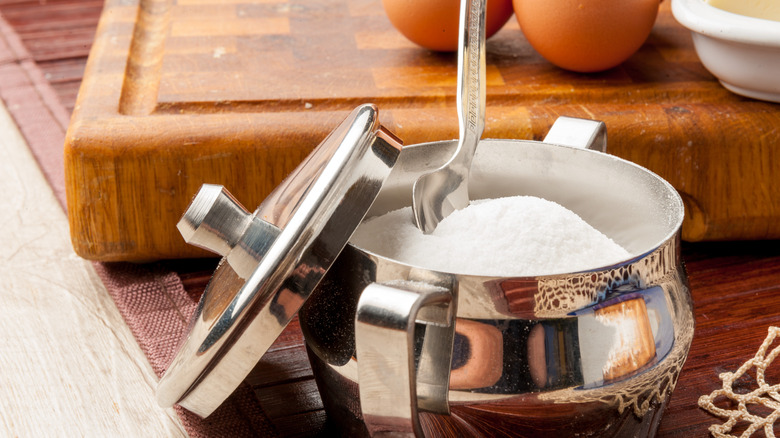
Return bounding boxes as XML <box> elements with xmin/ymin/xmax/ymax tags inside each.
<box><xmin>0</xmin><ymin>99</ymin><xmax>186</xmax><ymax>437</ymax></box>
<box><xmin>56</xmin><ymin>0</ymin><xmax>780</xmax><ymax>261</ymax></box>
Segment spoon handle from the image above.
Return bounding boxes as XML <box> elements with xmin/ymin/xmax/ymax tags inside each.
<box><xmin>410</xmin><ymin>0</ymin><xmax>487</xmax><ymax>234</ymax></box>
<box><xmin>455</xmin><ymin>0</ymin><xmax>486</xmax><ymax>169</ymax></box>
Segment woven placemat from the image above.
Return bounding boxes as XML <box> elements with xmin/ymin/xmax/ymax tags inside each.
<box><xmin>0</xmin><ymin>13</ymin><xmax>279</xmax><ymax>437</ymax></box>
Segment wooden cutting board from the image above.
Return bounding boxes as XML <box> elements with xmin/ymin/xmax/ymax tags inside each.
<box><xmin>64</xmin><ymin>0</ymin><xmax>780</xmax><ymax>261</ymax></box>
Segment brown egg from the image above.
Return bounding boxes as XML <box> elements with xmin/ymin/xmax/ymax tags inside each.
<box><xmin>514</xmin><ymin>0</ymin><xmax>660</xmax><ymax>72</ymax></box>
<box><xmin>382</xmin><ymin>0</ymin><xmax>515</xmax><ymax>52</ymax></box>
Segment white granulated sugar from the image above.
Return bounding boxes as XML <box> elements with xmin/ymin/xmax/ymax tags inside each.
<box><xmin>350</xmin><ymin>196</ymin><xmax>631</xmax><ymax>276</ymax></box>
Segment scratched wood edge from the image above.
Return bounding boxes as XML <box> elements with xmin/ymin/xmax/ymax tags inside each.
<box><xmin>66</xmin><ymin>101</ymin><xmax>780</xmax><ymax>261</ymax></box>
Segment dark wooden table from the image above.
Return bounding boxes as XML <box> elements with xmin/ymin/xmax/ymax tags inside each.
<box><xmin>3</xmin><ymin>1</ymin><xmax>779</xmax><ymax>436</ymax></box>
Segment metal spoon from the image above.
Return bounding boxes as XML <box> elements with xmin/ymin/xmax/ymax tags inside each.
<box><xmin>412</xmin><ymin>0</ymin><xmax>486</xmax><ymax>234</ymax></box>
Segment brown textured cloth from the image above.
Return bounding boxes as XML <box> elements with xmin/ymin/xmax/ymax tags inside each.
<box><xmin>95</xmin><ymin>262</ymin><xmax>278</xmax><ymax>437</ymax></box>
<box><xmin>0</xmin><ymin>14</ymin><xmax>278</xmax><ymax>438</ymax></box>
<box><xmin>0</xmin><ymin>12</ymin><xmax>68</xmax><ymax>208</ymax></box>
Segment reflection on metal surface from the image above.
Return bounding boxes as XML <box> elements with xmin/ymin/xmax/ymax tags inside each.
<box><xmin>596</xmin><ymin>298</ymin><xmax>656</xmax><ymax>382</ymax></box>
<box><xmin>157</xmin><ymin>104</ymin><xmax>403</xmax><ymax>417</ymax></box>
<box><xmin>307</xmin><ymin>238</ymin><xmax>692</xmax><ymax>436</ymax></box>
<box><xmin>450</xmin><ymin>319</ymin><xmax>503</xmax><ymax>390</ymax></box>
<box><xmin>577</xmin><ymin>294</ymin><xmax>657</xmax><ymax>386</ymax></box>
<box><xmin>162</xmin><ymin>106</ymin><xmax>694</xmax><ymax>437</ymax></box>
<box><xmin>356</xmin><ymin>282</ymin><xmax>454</xmax><ymax>437</ymax></box>
<box><xmin>302</xmin><ymin>136</ymin><xmax>693</xmax><ymax>437</ymax></box>
<box><xmin>540</xmin><ymin>270</ymin><xmax>694</xmax><ymax>419</ymax></box>
<box><xmin>176</xmin><ymin>184</ymin><xmax>255</xmax><ymax>258</ymax></box>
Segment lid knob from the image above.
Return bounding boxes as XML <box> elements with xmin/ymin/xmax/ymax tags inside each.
<box><xmin>177</xmin><ymin>184</ymin><xmax>282</xmax><ymax>279</ymax></box>
<box><xmin>177</xmin><ymin>184</ymin><xmax>253</xmax><ymax>257</ymax></box>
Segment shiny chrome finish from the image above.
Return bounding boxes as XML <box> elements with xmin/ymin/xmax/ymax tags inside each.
<box><xmin>157</xmin><ymin>104</ymin><xmax>403</xmax><ymax>417</ymax></box>
<box><xmin>412</xmin><ymin>0</ymin><xmax>486</xmax><ymax>234</ymax></box>
<box><xmin>543</xmin><ymin>116</ymin><xmax>607</xmax><ymax>153</ymax></box>
<box><xmin>356</xmin><ymin>282</ymin><xmax>454</xmax><ymax>437</ymax></box>
<box><xmin>161</xmin><ymin>98</ymin><xmax>692</xmax><ymax>436</ymax></box>
<box><xmin>301</xmin><ymin>136</ymin><xmax>694</xmax><ymax>437</ymax></box>
<box><xmin>177</xmin><ymin>185</ymin><xmax>281</xmax><ymax>279</ymax></box>
<box><xmin>176</xmin><ymin>184</ymin><xmax>254</xmax><ymax>257</ymax></box>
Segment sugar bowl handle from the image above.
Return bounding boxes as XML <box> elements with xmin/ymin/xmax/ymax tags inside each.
<box><xmin>543</xmin><ymin>116</ymin><xmax>607</xmax><ymax>152</ymax></box>
<box><xmin>355</xmin><ymin>282</ymin><xmax>456</xmax><ymax>437</ymax></box>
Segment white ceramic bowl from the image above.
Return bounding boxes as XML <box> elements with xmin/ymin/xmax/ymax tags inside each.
<box><xmin>672</xmin><ymin>0</ymin><xmax>780</xmax><ymax>102</ymax></box>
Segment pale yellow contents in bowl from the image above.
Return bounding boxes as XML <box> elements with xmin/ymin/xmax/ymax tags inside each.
<box><xmin>706</xmin><ymin>0</ymin><xmax>780</xmax><ymax>22</ymax></box>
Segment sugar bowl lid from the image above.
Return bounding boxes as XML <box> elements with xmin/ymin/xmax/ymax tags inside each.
<box><xmin>156</xmin><ymin>104</ymin><xmax>403</xmax><ymax>417</ymax></box>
